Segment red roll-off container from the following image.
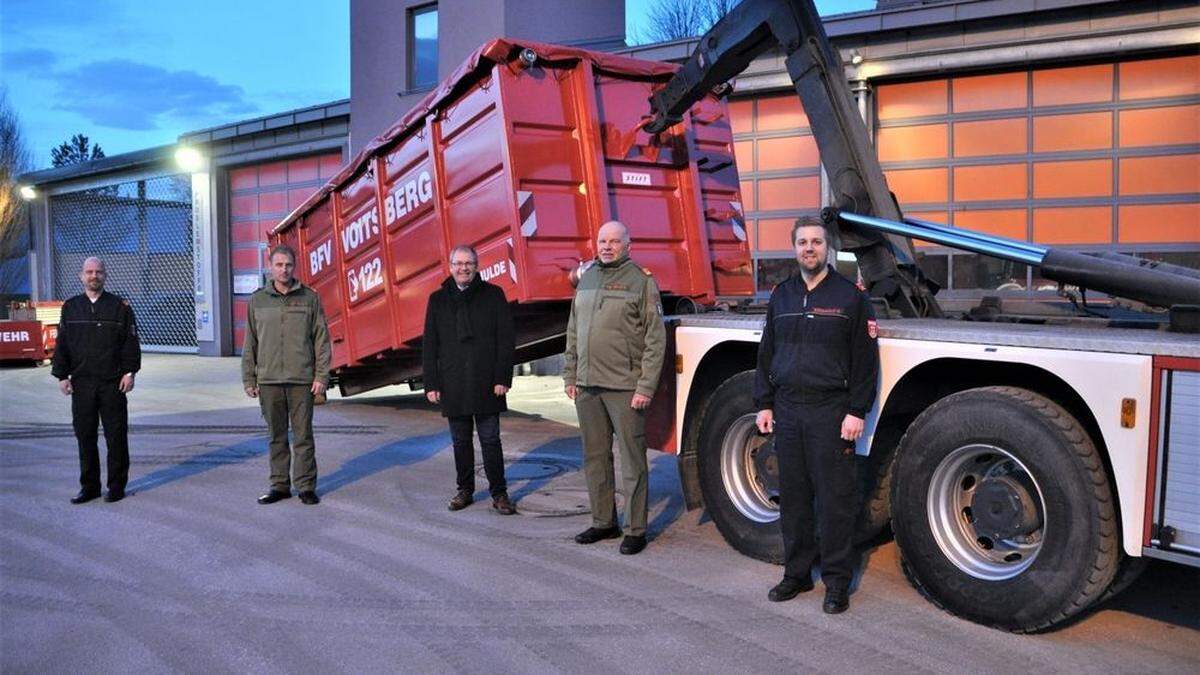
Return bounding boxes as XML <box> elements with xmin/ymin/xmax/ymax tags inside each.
<box><xmin>273</xmin><ymin>39</ymin><xmax>752</xmax><ymax>394</ymax></box>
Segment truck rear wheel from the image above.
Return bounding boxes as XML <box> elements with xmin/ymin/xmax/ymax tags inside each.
<box><xmin>695</xmin><ymin>371</ymin><xmax>892</xmax><ymax>564</ymax></box>
<box><xmin>696</xmin><ymin>372</ymin><xmax>783</xmax><ymax>563</ymax></box>
<box><xmin>891</xmin><ymin>386</ymin><xmax>1119</xmax><ymax>632</ymax></box>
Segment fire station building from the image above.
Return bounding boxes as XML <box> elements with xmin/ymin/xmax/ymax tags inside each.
<box><xmin>17</xmin><ymin>0</ymin><xmax>1199</xmax><ymax>356</ymax></box>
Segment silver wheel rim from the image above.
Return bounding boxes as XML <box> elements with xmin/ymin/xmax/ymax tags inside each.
<box><xmin>926</xmin><ymin>444</ymin><xmax>1046</xmax><ymax>581</ymax></box>
<box><xmin>720</xmin><ymin>414</ymin><xmax>778</xmax><ymax>523</ymax></box>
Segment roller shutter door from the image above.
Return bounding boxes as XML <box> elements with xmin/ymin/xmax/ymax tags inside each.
<box><xmin>730</xmin><ymin>52</ymin><xmax>1199</xmax><ymax>297</ymax></box>
<box><xmin>228</xmin><ymin>153</ymin><xmax>342</xmax><ymax>353</ymax></box>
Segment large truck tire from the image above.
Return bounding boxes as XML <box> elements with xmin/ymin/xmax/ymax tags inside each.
<box><xmin>891</xmin><ymin>386</ymin><xmax>1119</xmax><ymax>632</ymax></box>
<box><xmin>696</xmin><ymin>372</ymin><xmax>784</xmax><ymax>563</ymax></box>
<box><xmin>856</xmin><ymin>428</ymin><xmax>896</xmax><ymax>543</ymax></box>
<box><xmin>1098</xmin><ymin>554</ymin><xmax>1148</xmax><ymax>604</ymax></box>
<box><xmin>694</xmin><ymin>371</ymin><xmax>893</xmax><ymax>564</ymax></box>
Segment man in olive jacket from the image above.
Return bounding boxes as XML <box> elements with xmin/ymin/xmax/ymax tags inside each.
<box><xmin>242</xmin><ymin>244</ymin><xmax>331</xmax><ymax>506</ymax></box>
<box><xmin>422</xmin><ymin>244</ymin><xmax>517</xmax><ymax>515</ymax></box>
<box><xmin>564</xmin><ymin>221</ymin><xmax>665</xmax><ymax>555</ymax></box>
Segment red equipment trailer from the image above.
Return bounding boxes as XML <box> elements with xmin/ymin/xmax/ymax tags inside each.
<box><xmin>272</xmin><ymin>39</ymin><xmax>752</xmax><ymax>394</ymax></box>
<box><xmin>0</xmin><ymin>302</ymin><xmax>62</xmax><ymax>364</ymax></box>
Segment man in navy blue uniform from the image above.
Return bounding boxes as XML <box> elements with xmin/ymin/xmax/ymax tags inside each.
<box><xmin>52</xmin><ymin>257</ymin><xmax>142</xmax><ymax>504</ymax></box>
<box><xmin>754</xmin><ymin>216</ymin><xmax>880</xmax><ymax>614</ymax></box>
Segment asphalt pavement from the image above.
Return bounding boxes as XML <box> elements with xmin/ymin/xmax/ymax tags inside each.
<box><xmin>2</xmin><ymin>354</ymin><xmax>1197</xmax><ymax>673</ymax></box>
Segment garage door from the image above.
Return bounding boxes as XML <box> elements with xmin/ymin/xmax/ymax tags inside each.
<box><xmin>728</xmin><ymin>93</ymin><xmax>824</xmax><ymax>293</ymax></box>
<box><xmin>731</xmin><ymin>52</ymin><xmax>1200</xmax><ymax>298</ymax></box>
<box><xmin>228</xmin><ymin>153</ymin><xmax>342</xmax><ymax>352</ymax></box>
<box><xmin>875</xmin><ymin>52</ymin><xmax>1199</xmax><ymax>297</ymax></box>
<box><xmin>50</xmin><ymin>174</ymin><xmax>196</xmax><ymax>351</ymax></box>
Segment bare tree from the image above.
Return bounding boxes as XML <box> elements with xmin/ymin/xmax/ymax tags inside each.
<box><xmin>0</xmin><ymin>90</ymin><xmax>33</xmax><ymax>299</ymax></box>
<box><xmin>51</xmin><ymin>133</ymin><xmax>105</xmax><ymax>167</ymax></box>
<box><xmin>632</xmin><ymin>0</ymin><xmax>742</xmax><ymax>45</ymax></box>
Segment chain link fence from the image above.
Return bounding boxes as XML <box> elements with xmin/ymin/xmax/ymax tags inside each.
<box><xmin>51</xmin><ymin>174</ymin><xmax>196</xmax><ymax>352</ymax></box>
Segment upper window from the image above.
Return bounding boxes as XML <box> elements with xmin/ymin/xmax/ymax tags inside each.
<box><xmin>409</xmin><ymin>4</ymin><xmax>438</xmax><ymax>90</ymax></box>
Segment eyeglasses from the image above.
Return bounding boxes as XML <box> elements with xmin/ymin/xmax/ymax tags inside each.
<box><xmin>449</xmin><ymin>261</ymin><xmax>477</xmax><ymax>268</ymax></box>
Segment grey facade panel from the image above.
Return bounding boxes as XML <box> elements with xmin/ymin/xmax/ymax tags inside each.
<box><xmin>1161</xmin><ymin>1</ymin><xmax>1200</xmax><ymax>21</ymax></box>
<box><xmin>264</xmin><ymin>115</ymin><xmax>294</xmax><ymax>130</ymax></box>
<box><xmin>882</xmin><ymin>6</ymin><xmax>960</xmax><ymax>30</ymax></box>
<box><xmin>272</xmin><ymin>128</ymin><xmax>300</xmax><ymax>145</ymax></box>
<box><xmin>294</xmin><ymin>108</ymin><xmax>325</xmax><ymax>124</ymax></box>
<box><xmin>958</xmin><ymin>0</ymin><xmax>1037</xmax><ymax>21</ymax></box>
<box><xmin>826</xmin><ymin>16</ymin><xmax>884</xmax><ymax>36</ymax></box>
<box><xmin>237</xmin><ymin>121</ymin><xmax>266</xmax><ymax>135</ymax></box>
<box><xmin>907</xmin><ymin>29</ymin><xmax>968</xmax><ymax>53</ymax></box>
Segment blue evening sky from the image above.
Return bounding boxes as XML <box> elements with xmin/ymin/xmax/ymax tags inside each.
<box><xmin>2</xmin><ymin>0</ymin><xmax>874</xmax><ymax>170</ymax></box>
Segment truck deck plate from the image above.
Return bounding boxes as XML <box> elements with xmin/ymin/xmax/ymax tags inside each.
<box><xmin>671</xmin><ymin>314</ymin><xmax>1200</xmax><ymax>358</ymax></box>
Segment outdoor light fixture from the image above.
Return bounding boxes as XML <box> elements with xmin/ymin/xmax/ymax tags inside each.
<box><xmin>18</xmin><ymin>185</ymin><xmax>37</xmax><ymax>200</ymax></box>
<box><xmin>175</xmin><ymin>146</ymin><xmax>205</xmax><ymax>172</ymax></box>
<box><xmin>850</xmin><ymin>50</ymin><xmax>864</xmax><ymax>66</ymax></box>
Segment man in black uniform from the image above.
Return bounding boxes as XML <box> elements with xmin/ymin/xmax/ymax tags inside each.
<box><xmin>754</xmin><ymin>216</ymin><xmax>879</xmax><ymax>614</ymax></box>
<box><xmin>52</xmin><ymin>257</ymin><xmax>141</xmax><ymax>504</ymax></box>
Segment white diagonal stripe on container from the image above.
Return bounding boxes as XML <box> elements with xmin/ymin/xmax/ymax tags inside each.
<box><xmin>518</xmin><ymin>190</ymin><xmax>538</xmax><ymax>237</ymax></box>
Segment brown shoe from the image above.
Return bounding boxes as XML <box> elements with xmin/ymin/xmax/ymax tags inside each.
<box><xmin>448</xmin><ymin>489</ymin><xmax>473</xmax><ymax>511</ymax></box>
<box><xmin>492</xmin><ymin>493</ymin><xmax>516</xmax><ymax>515</ymax></box>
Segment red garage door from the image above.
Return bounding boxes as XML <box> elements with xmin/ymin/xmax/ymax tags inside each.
<box><xmin>229</xmin><ymin>153</ymin><xmax>342</xmax><ymax>352</ymax></box>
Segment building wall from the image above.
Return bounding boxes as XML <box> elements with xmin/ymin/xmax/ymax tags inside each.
<box><xmin>180</xmin><ymin>102</ymin><xmax>349</xmax><ymax>356</ymax></box>
<box><xmin>350</xmin><ymin>0</ymin><xmax>625</xmax><ymax>155</ymax></box>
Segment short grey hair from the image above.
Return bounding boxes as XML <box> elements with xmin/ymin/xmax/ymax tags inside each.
<box><xmin>269</xmin><ymin>244</ymin><xmax>297</xmax><ymax>264</ymax></box>
<box><xmin>448</xmin><ymin>244</ymin><xmax>478</xmax><ymax>263</ymax></box>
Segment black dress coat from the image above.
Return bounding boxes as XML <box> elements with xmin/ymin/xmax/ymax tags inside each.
<box><xmin>422</xmin><ymin>275</ymin><xmax>515</xmax><ymax>417</ymax></box>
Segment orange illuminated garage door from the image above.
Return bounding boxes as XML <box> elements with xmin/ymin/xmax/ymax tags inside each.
<box><xmin>872</xmin><ymin>53</ymin><xmax>1199</xmax><ymax>294</ymax></box>
<box><xmin>728</xmin><ymin>94</ymin><xmax>824</xmax><ymax>290</ymax></box>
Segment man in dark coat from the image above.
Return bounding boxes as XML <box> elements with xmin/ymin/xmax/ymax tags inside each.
<box><xmin>423</xmin><ymin>244</ymin><xmax>517</xmax><ymax>514</ymax></box>
<box><xmin>52</xmin><ymin>256</ymin><xmax>141</xmax><ymax>504</ymax></box>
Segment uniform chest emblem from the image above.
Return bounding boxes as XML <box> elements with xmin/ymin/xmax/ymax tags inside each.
<box><xmin>867</xmin><ymin>319</ymin><xmax>878</xmax><ymax>339</ymax></box>
<box><xmin>603</xmin><ymin>282</ymin><xmax>629</xmax><ymax>291</ymax></box>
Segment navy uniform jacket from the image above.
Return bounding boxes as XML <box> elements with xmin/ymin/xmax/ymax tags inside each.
<box><xmin>51</xmin><ymin>291</ymin><xmax>142</xmax><ymax>381</ymax></box>
<box><xmin>753</xmin><ymin>267</ymin><xmax>879</xmax><ymax>418</ymax></box>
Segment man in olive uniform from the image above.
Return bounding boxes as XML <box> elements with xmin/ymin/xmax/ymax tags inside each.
<box><xmin>242</xmin><ymin>244</ymin><xmax>331</xmax><ymax>506</ymax></box>
<box><xmin>564</xmin><ymin>221</ymin><xmax>666</xmax><ymax>555</ymax></box>
<box><xmin>52</xmin><ymin>257</ymin><xmax>141</xmax><ymax>504</ymax></box>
